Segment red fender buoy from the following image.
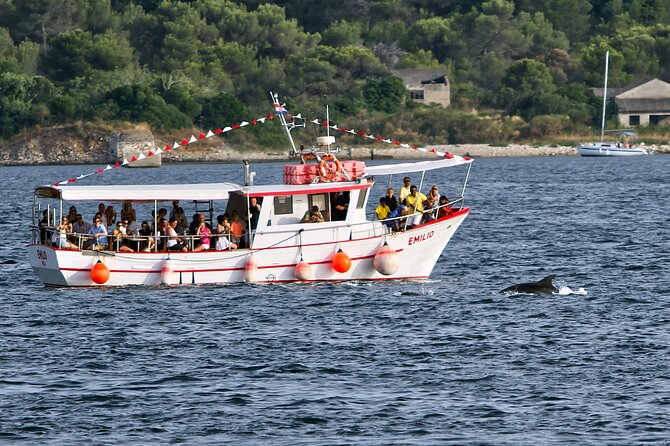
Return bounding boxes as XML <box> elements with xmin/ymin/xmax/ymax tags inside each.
<box><xmin>294</xmin><ymin>258</ymin><xmax>312</xmax><ymax>281</ymax></box>
<box><xmin>90</xmin><ymin>260</ymin><xmax>110</xmax><ymax>284</ymax></box>
<box><xmin>244</xmin><ymin>255</ymin><xmax>258</xmax><ymax>283</ymax></box>
<box><xmin>374</xmin><ymin>242</ymin><xmax>400</xmax><ymax>275</ymax></box>
<box><xmin>332</xmin><ymin>249</ymin><xmax>351</xmax><ymax>273</ymax></box>
<box><xmin>160</xmin><ymin>257</ymin><xmax>174</xmax><ymax>285</ymax></box>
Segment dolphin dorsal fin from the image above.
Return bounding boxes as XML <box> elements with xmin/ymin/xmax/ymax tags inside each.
<box><xmin>539</xmin><ymin>275</ymin><xmax>556</xmax><ymax>285</ymax></box>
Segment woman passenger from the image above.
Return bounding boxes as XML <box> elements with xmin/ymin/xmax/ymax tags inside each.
<box><xmin>55</xmin><ymin>217</ymin><xmax>77</xmax><ymax>250</ymax></box>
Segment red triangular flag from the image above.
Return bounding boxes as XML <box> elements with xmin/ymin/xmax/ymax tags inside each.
<box><xmin>114</xmin><ymin>162</ymin><xmax>120</xmax><ymax>168</ymax></box>
<box><xmin>232</xmin><ymin>124</ymin><xmax>240</xmax><ymax>129</ymax></box>
<box><xmin>198</xmin><ymin>133</ymin><xmax>205</xmax><ymax>139</ymax></box>
<box><xmin>357</xmin><ymin>131</ymin><xmax>365</xmax><ymax>136</ymax></box>
<box><xmin>180</xmin><ymin>138</ymin><xmax>188</xmax><ymax>145</ymax></box>
<box><xmin>148</xmin><ymin>151</ymin><xmax>154</xmax><ymax>156</ymax></box>
<box><xmin>267</xmin><ymin>114</ymin><xmax>274</xmax><ymax>119</ymax></box>
<box><xmin>68</xmin><ymin>178</ymin><xmax>76</xmax><ymax>183</ymax></box>
<box><xmin>131</xmin><ymin>156</ymin><xmax>137</xmax><ymax>162</ymax></box>
<box><xmin>251</xmin><ymin>120</ymin><xmax>257</xmax><ymax>125</ymax></box>
<box><xmin>215</xmin><ymin>128</ymin><xmax>223</xmax><ymax>134</ymax></box>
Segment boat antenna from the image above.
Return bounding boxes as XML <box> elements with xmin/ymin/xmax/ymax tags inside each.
<box><xmin>600</xmin><ymin>50</ymin><xmax>609</xmax><ymax>143</ymax></box>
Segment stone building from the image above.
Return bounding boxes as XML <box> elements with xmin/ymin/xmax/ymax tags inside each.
<box><xmin>595</xmin><ymin>78</ymin><xmax>670</xmax><ymax>126</ymax></box>
<box><xmin>391</xmin><ymin>69</ymin><xmax>450</xmax><ymax>107</ymax></box>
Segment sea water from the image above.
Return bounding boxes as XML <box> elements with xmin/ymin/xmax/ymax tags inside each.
<box><xmin>1</xmin><ymin>156</ymin><xmax>668</xmax><ymax>444</ymax></box>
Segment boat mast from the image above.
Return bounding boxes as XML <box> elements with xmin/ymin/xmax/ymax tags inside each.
<box><xmin>600</xmin><ymin>50</ymin><xmax>609</xmax><ymax>142</ymax></box>
<box><xmin>270</xmin><ymin>91</ymin><xmax>302</xmax><ymax>156</ymax></box>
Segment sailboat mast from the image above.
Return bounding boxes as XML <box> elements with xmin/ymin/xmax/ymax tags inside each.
<box><xmin>600</xmin><ymin>50</ymin><xmax>609</xmax><ymax>142</ymax></box>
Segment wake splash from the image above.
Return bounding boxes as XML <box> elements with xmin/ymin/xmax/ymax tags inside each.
<box><xmin>557</xmin><ymin>286</ymin><xmax>588</xmax><ymax>296</ymax></box>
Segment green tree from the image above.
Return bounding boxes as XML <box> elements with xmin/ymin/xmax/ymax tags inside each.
<box><xmin>363</xmin><ymin>75</ymin><xmax>406</xmax><ymax>113</ymax></box>
<box><xmin>497</xmin><ymin>58</ymin><xmax>555</xmax><ymax>108</ymax></box>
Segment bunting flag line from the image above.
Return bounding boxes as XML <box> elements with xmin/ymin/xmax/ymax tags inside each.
<box><xmin>304</xmin><ymin>118</ymin><xmax>471</xmax><ymax>161</ymax></box>
<box><xmin>48</xmin><ymin>114</ymin><xmax>275</xmax><ymax>186</ymax></box>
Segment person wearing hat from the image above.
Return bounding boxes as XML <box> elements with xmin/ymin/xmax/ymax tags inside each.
<box><xmin>399</xmin><ymin>176</ymin><xmax>412</xmax><ymax>202</ymax></box>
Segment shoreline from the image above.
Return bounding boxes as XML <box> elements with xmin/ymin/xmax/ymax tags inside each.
<box><xmin>1</xmin><ymin>143</ymin><xmax>668</xmax><ymax>166</ymax></box>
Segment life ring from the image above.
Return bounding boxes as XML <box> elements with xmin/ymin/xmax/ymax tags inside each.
<box><xmin>318</xmin><ymin>154</ymin><xmax>342</xmax><ymax>181</ymax></box>
<box><xmin>301</xmin><ymin>153</ymin><xmax>316</xmax><ymax>164</ymax></box>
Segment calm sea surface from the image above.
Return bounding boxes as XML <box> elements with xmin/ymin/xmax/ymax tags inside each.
<box><xmin>1</xmin><ymin>156</ymin><xmax>669</xmax><ymax>445</ymax></box>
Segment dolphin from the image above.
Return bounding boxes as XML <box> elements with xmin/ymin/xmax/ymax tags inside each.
<box><xmin>500</xmin><ymin>275</ymin><xmax>559</xmax><ymax>295</ymax></box>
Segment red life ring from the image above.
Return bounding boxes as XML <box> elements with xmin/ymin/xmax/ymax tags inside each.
<box><xmin>318</xmin><ymin>154</ymin><xmax>342</xmax><ymax>181</ymax></box>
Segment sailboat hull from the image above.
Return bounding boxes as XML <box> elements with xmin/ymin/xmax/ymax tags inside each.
<box><xmin>577</xmin><ymin>143</ymin><xmax>650</xmax><ymax>156</ymax></box>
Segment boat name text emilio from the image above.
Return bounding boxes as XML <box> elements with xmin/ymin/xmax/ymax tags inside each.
<box><xmin>408</xmin><ymin>230</ymin><xmax>434</xmax><ymax>246</ymax></box>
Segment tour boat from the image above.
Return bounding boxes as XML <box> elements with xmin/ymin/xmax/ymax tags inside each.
<box><xmin>27</xmin><ymin>94</ymin><xmax>473</xmax><ymax>287</ymax></box>
<box><xmin>577</xmin><ymin>51</ymin><xmax>651</xmax><ymax>157</ymax></box>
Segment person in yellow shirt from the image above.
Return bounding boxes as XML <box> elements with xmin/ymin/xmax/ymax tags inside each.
<box><xmin>375</xmin><ymin>197</ymin><xmax>390</xmax><ymax>220</ymax></box>
<box><xmin>403</xmin><ymin>185</ymin><xmax>427</xmax><ymax>227</ymax></box>
<box><xmin>399</xmin><ymin>176</ymin><xmax>412</xmax><ymax>202</ymax></box>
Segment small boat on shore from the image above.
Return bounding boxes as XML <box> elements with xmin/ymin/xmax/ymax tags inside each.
<box><xmin>577</xmin><ymin>51</ymin><xmax>652</xmax><ymax>157</ymax></box>
<box><xmin>27</xmin><ymin>94</ymin><xmax>473</xmax><ymax>287</ymax></box>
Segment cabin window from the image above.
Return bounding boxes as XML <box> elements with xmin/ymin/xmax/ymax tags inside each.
<box><xmin>309</xmin><ymin>193</ymin><xmax>329</xmax><ymax>220</ymax></box>
<box><xmin>273</xmin><ymin>195</ymin><xmax>293</xmax><ymax>215</ymax></box>
<box><xmin>409</xmin><ymin>90</ymin><xmax>424</xmax><ymax>100</ymax></box>
<box><xmin>356</xmin><ymin>189</ymin><xmax>367</xmax><ymax>209</ymax></box>
<box><xmin>629</xmin><ymin>115</ymin><xmax>640</xmax><ymax>125</ymax></box>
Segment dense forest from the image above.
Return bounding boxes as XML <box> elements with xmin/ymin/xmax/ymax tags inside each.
<box><xmin>1</xmin><ymin>0</ymin><xmax>670</xmax><ymax>148</ymax></box>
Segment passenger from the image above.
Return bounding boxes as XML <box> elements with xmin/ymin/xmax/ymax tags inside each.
<box><xmin>301</xmin><ymin>205</ymin><xmax>325</xmax><ymax>223</ymax></box>
<box><xmin>72</xmin><ymin>214</ymin><xmax>91</xmax><ymax>234</ymax></box>
<box><xmin>437</xmin><ymin>196</ymin><xmax>454</xmax><ymax>219</ymax></box>
<box><xmin>424</xmin><ymin>185</ymin><xmax>440</xmax><ymax>222</ymax></box>
<box><xmin>403</xmin><ymin>185</ymin><xmax>427</xmax><ymax>228</ymax></box>
<box><xmin>98</xmin><ymin>203</ymin><xmax>107</xmax><ymax>226</ymax></box>
<box><xmin>331</xmin><ymin>191</ymin><xmax>349</xmax><ymax>221</ymax></box>
<box><xmin>138</xmin><ymin>220</ymin><xmax>155</xmax><ymax>252</ymax></box>
<box><xmin>169</xmin><ymin>200</ymin><xmax>180</xmax><ymax>219</ymax></box>
<box><xmin>249</xmin><ymin>197</ymin><xmax>262</xmax><ymax>230</ymax></box>
<box><xmin>39</xmin><ymin>210</ymin><xmax>50</xmax><ymax>244</ymax></box>
<box><xmin>84</xmin><ymin>216</ymin><xmax>108</xmax><ymax>250</ymax></box>
<box><xmin>215</xmin><ymin>214</ymin><xmax>236</xmax><ymax>250</ymax></box>
<box><xmin>156</xmin><ymin>218</ymin><xmax>168</xmax><ymax>251</ymax></box>
<box><xmin>174</xmin><ymin>207</ymin><xmax>188</xmax><ymax>235</ymax></box>
<box><xmin>67</xmin><ymin>206</ymin><xmax>77</xmax><ymax>224</ymax></box>
<box><xmin>385</xmin><ymin>204</ymin><xmax>407</xmax><ymax>232</ymax></box>
<box><xmin>188</xmin><ymin>213</ymin><xmax>200</xmax><ymax>235</ymax></box>
<box><xmin>94</xmin><ymin>212</ymin><xmax>105</xmax><ymax>229</ymax></box>
<box><xmin>105</xmin><ymin>205</ymin><xmax>116</xmax><ymax>227</ymax></box>
<box><xmin>230</xmin><ymin>210</ymin><xmax>247</xmax><ymax>248</ymax></box>
<box><xmin>54</xmin><ymin>217</ymin><xmax>77</xmax><ymax>250</ymax></box>
<box><xmin>166</xmin><ymin>217</ymin><xmax>187</xmax><ymax>252</ymax></box>
<box><xmin>399</xmin><ymin>176</ymin><xmax>412</xmax><ymax>202</ymax></box>
<box><xmin>111</xmin><ymin>221</ymin><xmax>134</xmax><ymax>252</ymax></box>
<box><xmin>385</xmin><ymin>187</ymin><xmax>398</xmax><ymax>212</ymax></box>
<box><xmin>193</xmin><ymin>220</ymin><xmax>212</xmax><ymax>252</ymax></box>
<box><xmin>121</xmin><ymin>202</ymin><xmax>137</xmax><ymax>232</ymax></box>
<box><xmin>375</xmin><ymin>197</ymin><xmax>390</xmax><ymax>220</ymax></box>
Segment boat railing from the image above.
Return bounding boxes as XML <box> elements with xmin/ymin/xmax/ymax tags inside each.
<box><xmin>30</xmin><ymin>226</ymin><xmax>240</xmax><ymax>253</ymax></box>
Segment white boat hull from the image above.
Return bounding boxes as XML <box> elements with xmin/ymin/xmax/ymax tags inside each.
<box><xmin>28</xmin><ymin>210</ymin><xmax>469</xmax><ymax>286</ymax></box>
<box><xmin>577</xmin><ymin>143</ymin><xmax>650</xmax><ymax>156</ymax></box>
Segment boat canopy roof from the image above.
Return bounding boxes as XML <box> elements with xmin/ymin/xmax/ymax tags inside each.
<box><xmin>35</xmin><ymin>182</ymin><xmax>242</xmax><ymax>201</ymax></box>
<box><xmin>361</xmin><ymin>157</ymin><xmax>472</xmax><ymax>178</ymax></box>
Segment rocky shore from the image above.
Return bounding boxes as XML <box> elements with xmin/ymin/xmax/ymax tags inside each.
<box><xmin>1</xmin><ymin>125</ymin><xmax>668</xmax><ymax>166</ymax></box>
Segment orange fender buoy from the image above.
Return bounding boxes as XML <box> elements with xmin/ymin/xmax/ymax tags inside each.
<box><xmin>244</xmin><ymin>255</ymin><xmax>258</xmax><ymax>283</ymax></box>
<box><xmin>90</xmin><ymin>260</ymin><xmax>110</xmax><ymax>284</ymax></box>
<box><xmin>160</xmin><ymin>257</ymin><xmax>174</xmax><ymax>285</ymax></box>
<box><xmin>374</xmin><ymin>242</ymin><xmax>400</xmax><ymax>275</ymax></box>
<box><xmin>294</xmin><ymin>258</ymin><xmax>312</xmax><ymax>281</ymax></box>
<box><xmin>332</xmin><ymin>249</ymin><xmax>351</xmax><ymax>273</ymax></box>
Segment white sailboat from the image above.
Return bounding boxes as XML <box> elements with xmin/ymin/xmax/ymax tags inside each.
<box><xmin>577</xmin><ymin>50</ymin><xmax>652</xmax><ymax>156</ymax></box>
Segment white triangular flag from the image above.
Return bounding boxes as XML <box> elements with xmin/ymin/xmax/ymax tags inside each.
<box><xmin>122</xmin><ymin>158</ymin><xmax>129</xmax><ymax>165</ymax></box>
<box><xmin>189</xmin><ymin>135</ymin><xmax>197</xmax><ymax>143</ymax></box>
<box><xmin>258</xmin><ymin>118</ymin><xmax>266</xmax><ymax>123</ymax></box>
<box><xmin>105</xmin><ymin>165</ymin><xmax>113</xmax><ymax>170</ymax></box>
<box><xmin>155</xmin><ymin>148</ymin><xmax>162</xmax><ymax>155</ymax></box>
<box><xmin>222</xmin><ymin>126</ymin><xmax>232</xmax><ymax>132</ymax></box>
<box><xmin>295</xmin><ymin>113</ymin><xmax>302</xmax><ymax>119</ymax></box>
<box><xmin>172</xmin><ymin>142</ymin><xmax>180</xmax><ymax>149</ymax></box>
<box><xmin>138</xmin><ymin>153</ymin><xmax>146</xmax><ymax>160</ymax></box>
<box><xmin>205</xmin><ymin>130</ymin><xmax>214</xmax><ymax>137</ymax></box>
<box><xmin>240</xmin><ymin>121</ymin><xmax>249</xmax><ymax>127</ymax></box>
